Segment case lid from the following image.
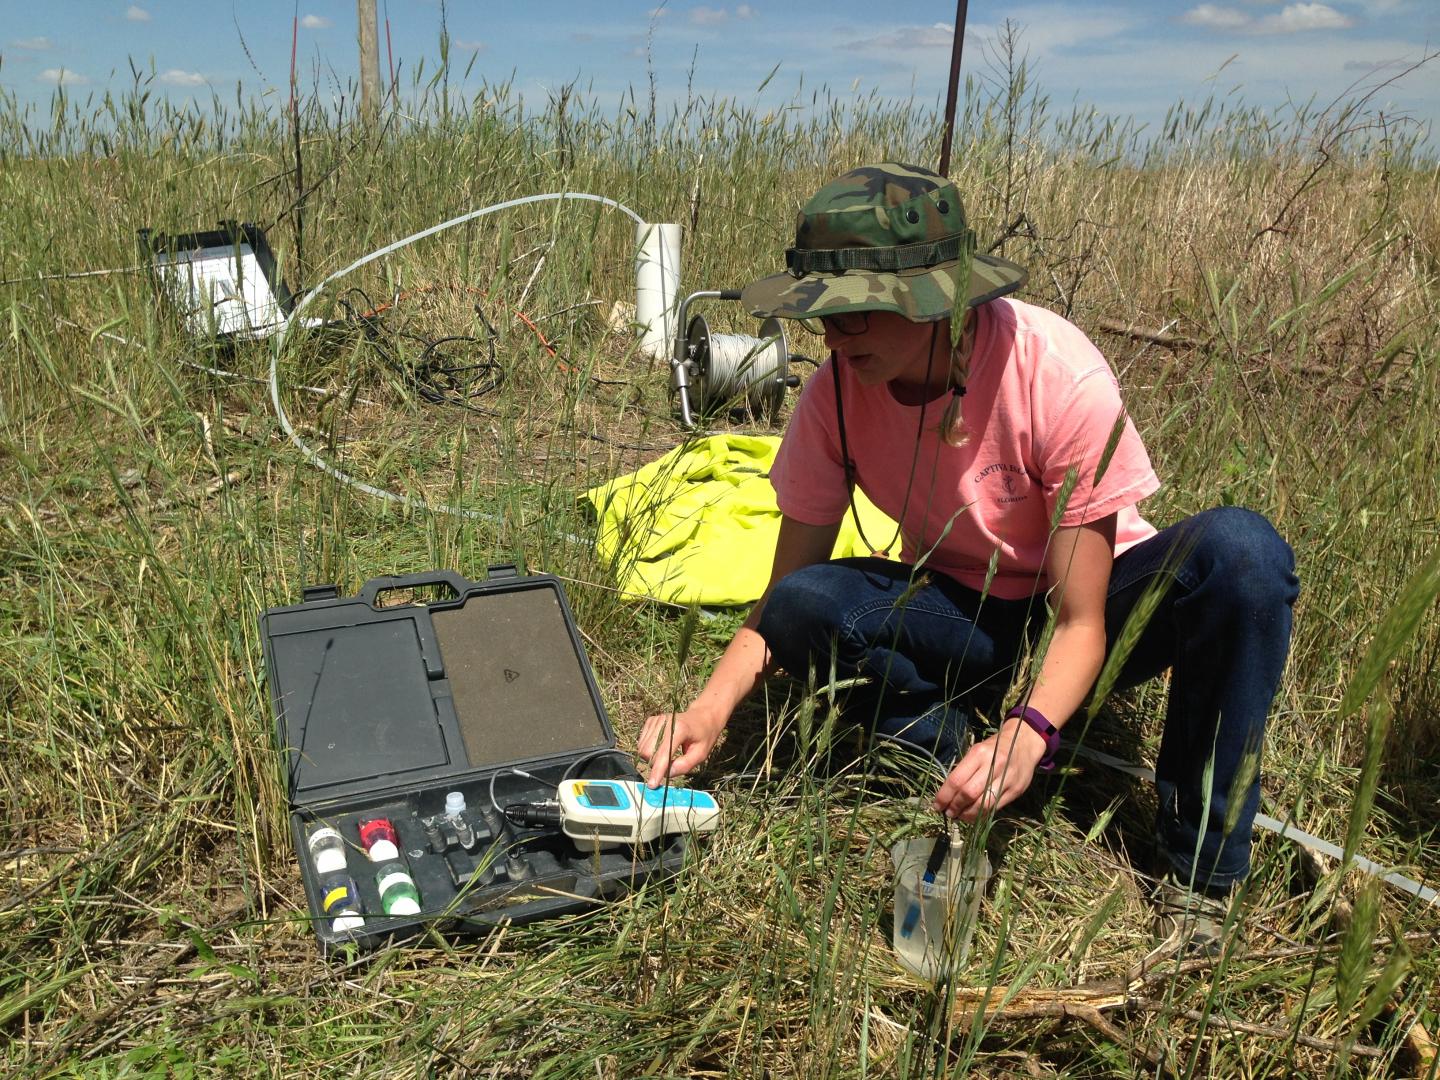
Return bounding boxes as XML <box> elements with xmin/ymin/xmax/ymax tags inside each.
<box><xmin>260</xmin><ymin>568</ymin><xmax>615</xmax><ymax>809</ymax></box>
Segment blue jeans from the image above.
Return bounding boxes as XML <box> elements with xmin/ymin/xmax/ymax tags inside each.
<box><xmin>755</xmin><ymin>506</ymin><xmax>1299</xmax><ymax>889</ymax></box>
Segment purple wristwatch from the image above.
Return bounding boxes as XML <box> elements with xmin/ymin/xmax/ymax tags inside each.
<box><xmin>1006</xmin><ymin>705</ymin><xmax>1060</xmax><ymax>772</ymax></box>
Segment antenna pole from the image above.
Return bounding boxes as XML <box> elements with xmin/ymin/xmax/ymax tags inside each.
<box><xmin>938</xmin><ymin>0</ymin><xmax>970</xmax><ymax>177</ymax></box>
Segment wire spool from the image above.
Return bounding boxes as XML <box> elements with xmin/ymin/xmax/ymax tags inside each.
<box><xmin>683</xmin><ymin>314</ymin><xmax>789</xmax><ymax>421</ymax></box>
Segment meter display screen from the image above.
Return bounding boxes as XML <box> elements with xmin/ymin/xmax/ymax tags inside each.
<box><xmin>581</xmin><ymin>783</ymin><xmax>622</xmax><ymax>808</ymax></box>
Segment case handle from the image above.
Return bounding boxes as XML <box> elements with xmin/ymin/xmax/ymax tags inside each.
<box><xmin>357</xmin><ymin>570</ymin><xmax>474</xmax><ymax>609</ymax></box>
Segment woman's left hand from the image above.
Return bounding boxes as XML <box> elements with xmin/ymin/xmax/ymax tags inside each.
<box><xmin>932</xmin><ymin>718</ymin><xmax>1050</xmax><ymax>822</ymax></box>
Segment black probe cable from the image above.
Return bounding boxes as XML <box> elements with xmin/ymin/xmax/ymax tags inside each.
<box><xmin>335</xmin><ymin>287</ymin><xmax>505</xmax><ymax>412</ymax></box>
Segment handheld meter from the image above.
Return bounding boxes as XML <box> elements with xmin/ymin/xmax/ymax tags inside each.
<box><xmin>557</xmin><ymin>779</ymin><xmax>720</xmax><ymax>851</ymax></box>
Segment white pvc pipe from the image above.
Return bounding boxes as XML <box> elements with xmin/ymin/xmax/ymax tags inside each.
<box><xmin>1072</xmin><ymin>743</ymin><xmax>1437</xmax><ymax>905</ymax></box>
<box><xmin>635</xmin><ymin>222</ymin><xmax>682</xmax><ymax>360</ymax></box>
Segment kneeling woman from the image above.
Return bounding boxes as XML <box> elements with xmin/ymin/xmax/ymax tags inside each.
<box><xmin>638</xmin><ymin>162</ymin><xmax>1297</xmax><ymax>947</ymax></box>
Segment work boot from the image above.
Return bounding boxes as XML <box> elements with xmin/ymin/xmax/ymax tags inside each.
<box><xmin>1149</xmin><ymin>872</ymin><xmax>1236</xmax><ymax>958</ymax></box>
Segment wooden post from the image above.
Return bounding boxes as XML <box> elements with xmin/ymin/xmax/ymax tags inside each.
<box><xmin>938</xmin><ymin>0</ymin><xmax>970</xmax><ymax>177</ymax></box>
<box><xmin>357</xmin><ymin>0</ymin><xmax>381</xmax><ymax>127</ymax></box>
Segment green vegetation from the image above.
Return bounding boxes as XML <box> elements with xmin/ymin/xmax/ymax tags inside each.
<box><xmin>2</xmin><ymin>47</ymin><xmax>1437</xmax><ymax>1077</ymax></box>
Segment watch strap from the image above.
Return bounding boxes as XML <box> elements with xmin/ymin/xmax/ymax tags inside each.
<box><xmin>1006</xmin><ymin>705</ymin><xmax>1060</xmax><ymax>772</ymax></box>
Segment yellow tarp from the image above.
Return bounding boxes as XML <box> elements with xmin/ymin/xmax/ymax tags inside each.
<box><xmin>582</xmin><ymin>433</ymin><xmax>898</xmax><ymax>607</ymax></box>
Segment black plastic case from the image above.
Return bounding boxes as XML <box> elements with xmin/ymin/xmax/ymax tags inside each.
<box><xmin>259</xmin><ymin>566</ymin><xmax>684</xmax><ymax>954</ymax></box>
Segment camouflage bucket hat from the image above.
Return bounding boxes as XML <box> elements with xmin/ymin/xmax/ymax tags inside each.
<box><xmin>741</xmin><ymin>161</ymin><xmax>1027</xmax><ymax>323</ymax></box>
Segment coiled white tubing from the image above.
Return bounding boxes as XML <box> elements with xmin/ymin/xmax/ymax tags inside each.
<box><xmin>702</xmin><ymin>331</ymin><xmax>785</xmax><ymax>415</ymax></box>
<box><xmin>268</xmin><ymin>191</ymin><xmax>646</xmax><ymax>528</ymax></box>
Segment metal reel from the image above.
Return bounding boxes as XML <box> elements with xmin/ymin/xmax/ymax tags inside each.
<box><xmin>683</xmin><ymin>314</ymin><xmax>790</xmax><ymax>423</ymax></box>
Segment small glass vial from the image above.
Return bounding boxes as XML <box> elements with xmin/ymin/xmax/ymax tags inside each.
<box><xmin>444</xmin><ymin>792</ymin><xmax>478</xmax><ymax>852</ymax></box>
<box><xmin>319</xmin><ymin>872</ymin><xmax>365</xmax><ymax>933</ymax></box>
<box><xmin>375</xmin><ymin>866</ymin><xmax>422</xmax><ymax>916</ymax></box>
<box><xmin>422</xmin><ymin>816</ymin><xmax>447</xmax><ymax>855</ymax></box>
<box><xmin>307</xmin><ymin>826</ymin><xmax>348</xmax><ymax>876</ymax></box>
<box><xmin>505</xmin><ymin>851</ymin><xmax>531</xmax><ymax>882</ymax></box>
<box><xmin>358</xmin><ymin>818</ymin><xmax>400</xmax><ymax>862</ymax></box>
<box><xmin>479</xmin><ymin>804</ymin><xmax>506</xmax><ymax>842</ymax></box>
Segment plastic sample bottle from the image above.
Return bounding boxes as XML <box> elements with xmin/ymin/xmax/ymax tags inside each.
<box><xmin>891</xmin><ymin>831</ymin><xmax>991</xmax><ymax>980</ymax></box>
<box><xmin>319</xmin><ymin>872</ymin><xmax>366</xmax><ymax>933</ymax></box>
<box><xmin>375</xmin><ymin>865</ymin><xmax>423</xmax><ymax>916</ymax></box>
<box><xmin>358</xmin><ymin>818</ymin><xmax>401</xmax><ymax>862</ymax></box>
<box><xmin>307</xmin><ymin>826</ymin><xmax>349</xmax><ymax>876</ymax></box>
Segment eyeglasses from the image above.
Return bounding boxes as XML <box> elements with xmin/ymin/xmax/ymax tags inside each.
<box><xmin>816</xmin><ymin>311</ymin><xmax>870</xmax><ymax>336</ymax></box>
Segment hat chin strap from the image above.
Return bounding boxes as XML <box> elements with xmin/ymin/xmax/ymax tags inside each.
<box><xmin>830</xmin><ymin>323</ymin><xmax>943</xmax><ymax>558</ymax></box>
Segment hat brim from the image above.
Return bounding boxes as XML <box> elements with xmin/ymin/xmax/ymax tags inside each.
<box><xmin>740</xmin><ymin>252</ymin><xmax>1027</xmax><ymax>323</ymax></box>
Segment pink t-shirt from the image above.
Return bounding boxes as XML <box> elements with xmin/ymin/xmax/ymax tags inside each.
<box><xmin>771</xmin><ymin>298</ymin><xmax>1160</xmax><ymax>600</ymax></box>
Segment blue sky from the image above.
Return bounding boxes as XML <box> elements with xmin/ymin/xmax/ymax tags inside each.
<box><xmin>2</xmin><ymin>2</ymin><xmax>1436</xmax><ymax>149</ymax></box>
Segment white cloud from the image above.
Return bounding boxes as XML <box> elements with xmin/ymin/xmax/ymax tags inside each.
<box><xmin>12</xmin><ymin>36</ymin><xmax>53</xmax><ymax>50</ymax></box>
<box><xmin>1181</xmin><ymin>4</ymin><xmax>1253</xmax><ymax>30</ymax></box>
<box><xmin>300</xmin><ymin>14</ymin><xmax>332</xmax><ymax>30</ymax></box>
<box><xmin>961</xmin><ymin>7</ymin><xmax>1140</xmax><ymax>58</ymax></box>
<box><xmin>1342</xmin><ymin>57</ymin><xmax>1411</xmax><ymax>71</ymax></box>
<box><xmin>127</xmin><ymin>5</ymin><xmax>151</xmax><ymax>21</ymax></box>
<box><xmin>841</xmin><ymin>23</ymin><xmax>955</xmax><ymax>51</ymax></box>
<box><xmin>736</xmin><ymin>3</ymin><xmax>756</xmax><ymax>17</ymax></box>
<box><xmin>691</xmin><ymin>6</ymin><xmax>728</xmax><ymax>25</ymax></box>
<box><xmin>648</xmin><ymin>6</ymin><xmax>670</xmax><ymax>16</ymax></box>
<box><xmin>453</xmin><ymin>38</ymin><xmax>486</xmax><ymax>51</ymax></box>
<box><xmin>38</xmin><ymin>68</ymin><xmax>88</xmax><ymax>85</ymax></box>
<box><xmin>1025</xmin><ymin>29</ymin><xmax>1437</xmax><ymax>140</ymax></box>
<box><xmin>1180</xmin><ymin>1</ymin><xmax>1352</xmax><ymax>32</ymax></box>
<box><xmin>1256</xmin><ymin>3</ymin><xmax>1352</xmax><ymax>31</ymax></box>
<box><xmin>160</xmin><ymin>69</ymin><xmax>206</xmax><ymax>87</ymax></box>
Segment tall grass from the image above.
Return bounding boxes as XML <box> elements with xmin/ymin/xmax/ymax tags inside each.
<box><xmin>1</xmin><ymin>42</ymin><xmax>1437</xmax><ymax>1078</ymax></box>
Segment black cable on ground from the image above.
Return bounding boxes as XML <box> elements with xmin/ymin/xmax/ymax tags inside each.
<box><xmin>333</xmin><ymin>286</ymin><xmax>505</xmax><ymax>413</ymax></box>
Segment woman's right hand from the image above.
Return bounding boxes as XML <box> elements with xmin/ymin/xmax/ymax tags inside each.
<box><xmin>634</xmin><ymin>517</ymin><xmax>836</xmax><ymax>789</ymax></box>
<box><xmin>638</xmin><ymin>707</ymin><xmax>726</xmax><ymax>788</ymax></box>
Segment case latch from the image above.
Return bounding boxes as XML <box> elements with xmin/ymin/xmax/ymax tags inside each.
<box><xmin>301</xmin><ymin>584</ymin><xmax>341</xmax><ymax>603</ymax></box>
<box><xmin>486</xmin><ymin>563</ymin><xmax>519</xmax><ymax>579</ymax></box>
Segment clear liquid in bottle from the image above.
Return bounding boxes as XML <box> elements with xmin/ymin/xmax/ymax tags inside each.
<box><xmin>891</xmin><ymin>834</ymin><xmax>991</xmax><ymax>980</ymax></box>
